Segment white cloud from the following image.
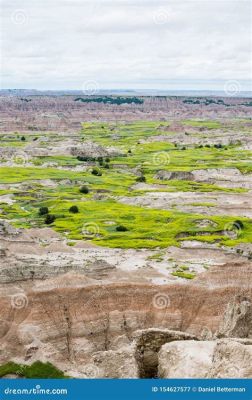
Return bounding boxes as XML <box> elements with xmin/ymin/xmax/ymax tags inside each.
<box><xmin>1</xmin><ymin>0</ymin><xmax>251</xmax><ymax>90</ymax></box>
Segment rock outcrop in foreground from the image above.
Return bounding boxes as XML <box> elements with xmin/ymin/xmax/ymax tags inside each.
<box><xmin>159</xmin><ymin>339</ymin><xmax>252</xmax><ymax>378</ymax></box>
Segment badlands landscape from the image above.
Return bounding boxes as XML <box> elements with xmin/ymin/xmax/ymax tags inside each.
<box><xmin>0</xmin><ymin>93</ymin><xmax>252</xmax><ymax>379</ymax></box>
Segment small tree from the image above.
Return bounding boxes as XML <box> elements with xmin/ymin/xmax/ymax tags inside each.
<box><xmin>21</xmin><ymin>136</ymin><xmax>26</xmax><ymax>141</ymax></box>
<box><xmin>116</xmin><ymin>225</ymin><xmax>128</xmax><ymax>232</ymax></box>
<box><xmin>97</xmin><ymin>156</ymin><xmax>103</xmax><ymax>165</ymax></box>
<box><xmin>69</xmin><ymin>205</ymin><xmax>79</xmax><ymax>213</ymax></box>
<box><xmin>233</xmin><ymin>220</ymin><xmax>244</xmax><ymax>230</ymax></box>
<box><xmin>44</xmin><ymin>214</ymin><xmax>56</xmax><ymax>225</ymax></box>
<box><xmin>91</xmin><ymin>167</ymin><xmax>102</xmax><ymax>176</ymax></box>
<box><xmin>39</xmin><ymin>206</ymin><xmax>49</xmax><ymax>216</ymax></box>
<box><xmin>80</xmin><ymin>186</ymin><xmax>89</xmax><ymax>194</ymax></box>
<box><xmin>136</xmin><ymin>175</ymin><xmax>146</xmax><ymax>183</ymax></box>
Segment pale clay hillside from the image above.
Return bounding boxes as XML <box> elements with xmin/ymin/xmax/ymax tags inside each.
<box><xmin>0</xmin><ymin>94</ymin><xmax>252</xmax><ymax>378</ymax></box>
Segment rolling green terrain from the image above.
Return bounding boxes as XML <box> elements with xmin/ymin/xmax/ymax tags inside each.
<box><xmin>1</xmin><ymin>120</ymin><xmax>252</xmax><ymax>249</ymax></box>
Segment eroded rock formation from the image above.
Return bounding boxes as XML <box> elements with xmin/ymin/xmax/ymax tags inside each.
<box><xmin>159</xmin><ymin>339</ymin><xmax>252</xmax><ymax>378</ymax></box>
<box><xmin>216</xmin><ymin>296</ymin><xmax>252</xmax><ymax>338</ymax></box>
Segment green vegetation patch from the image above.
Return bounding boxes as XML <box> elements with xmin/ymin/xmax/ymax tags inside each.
<box><xmin>75</xmin><ymin>96</ymin><xmax>143</xmax><ymax>105</ymax></box>
<box><xmin>2</xmin><ymin>196</ymin><xmax>251</xmax><ymax>249</ymax></box>
<box><xmin>0</xmin><ymin>361</ymin><xmax>66</xmax><ymax>378</ymax></box>
<box><xmin>182</xmin><ymin>119</ymin><xmax>221</xmax><ymax>129</ymax></box>
<box><xmin>1</xmin><ymin>120</ymin><xmax>252</xmax><ymax>249</ymax></box>
<box><xmin>172</xmin><ymin>271</ymin><xmax>196</xmax><ymax>279</ymax></box>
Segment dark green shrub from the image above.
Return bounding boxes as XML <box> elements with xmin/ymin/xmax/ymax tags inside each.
<box><xmin>69</xmin><ymin>205</ymin><xmax>79</xmax><ymax>213</ymax></box>
<box><xmin>116</xmin><ymin>225</ymin><xmax>128</xmax><ymax>232</ymax></box>
<box><xmin>105</xmin><ymin>157</ymin><xmax>110</xmax><ymax>163</ymax></box>
<box><xmin>91</xmin><ymin>167</ymin><xmax>102</xmax><ymax>176</ymax></box>
<box><xmin>39</xmin><ymin>206</ymin><xmax>49</xmax><ymax>216</ymax></box>
<box><xmin>104</xmin><ymin>163</ymin><xmax>110</xmax><ymax>169</ymax></box>
<box><xmin>74</xmin><ymin>96</ymin><xmax>143</xmax><ymax>105</ymax></box>
<box><xmin>77</xmin><ymin>156</ymin><xmax>96</xmax><ymax>162</ymax></box>
<box><xmin>233</xmin><ymin>220</ymin><xmax>244</xmax><ymax>230</ymax></box>
<box><xmin>79</xmin><ymin>186</ymin><xmax>89</xmax><ymax>194</ymax></box>
<box><xmin>136</xmin><ymin>176</ymin><xmax>146</xmax><ymax>183</ymax></box>
<box><xmin>44</xmin><ymin>214</ymin><xmax>56</xmax><ymax>225</ymax></box>
<box><xmin>21</xmin><ymin>136</ymin><xmax>26</xmax><ymax>141</ymax></box>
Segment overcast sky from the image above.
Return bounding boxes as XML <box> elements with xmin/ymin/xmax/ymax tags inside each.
<box><xmin>1</xmin><ymin>0</ymin><xmax>251</xmax><ymax>91</ymax></box>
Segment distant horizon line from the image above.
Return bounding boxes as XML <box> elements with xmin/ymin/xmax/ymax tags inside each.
<box><xmin>2</xmin><ymin>88</ymin><xmax>252</xmax><ymax>92</ymax></box>
<box><xmin>0</xmin><ymin>87</ymin><xmax>252</xmax><ymax>92</ymax></box>
<box><xmin>1</xmin><ymin>88</ymin><xmax>252</xmax><ymax>98</ymax></box>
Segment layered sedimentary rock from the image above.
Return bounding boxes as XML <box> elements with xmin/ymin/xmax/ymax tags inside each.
<box><xmin>1</xmin><ymin>266</ymin><xmax>251</xmax><ymax>378</ymax></box>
